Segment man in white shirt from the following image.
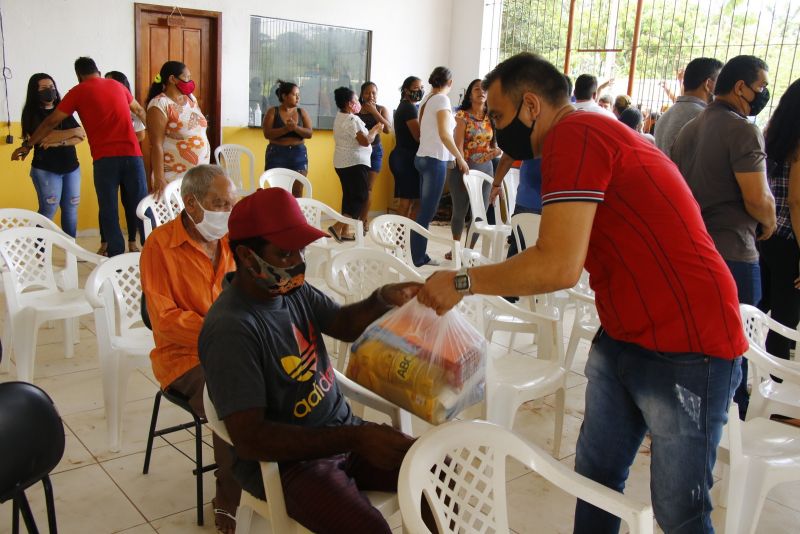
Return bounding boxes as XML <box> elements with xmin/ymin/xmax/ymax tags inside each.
<box><xmin>573</xmin><ymin>75</ymin><xmax>616</xmax><ymax>118</ymax></box>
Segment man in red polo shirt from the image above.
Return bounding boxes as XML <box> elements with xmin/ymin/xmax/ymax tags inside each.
<box><xmin>418</xmin><ymin>53</ymin><xmax>746</xmax><ymax>533</ymax></box>
<box><xmin>12</xmin><ymin>57</ymin><xmax>148</xmax><ymax>257</ymax></box>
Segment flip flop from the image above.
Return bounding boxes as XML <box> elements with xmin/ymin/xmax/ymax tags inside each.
<box><xmin>341</xmin><ymin>234</ymin><xmax>356</xmax><ymax>241</ymax></box>
<box><xmin>212</xmin><ymin>498</ymin><xmax>237</xmax><ymax>534</ymax></box>
<box><xmin>327</xmin><ymin>225</ymin><xmax>343</xmax><ymax>243</ymax></box>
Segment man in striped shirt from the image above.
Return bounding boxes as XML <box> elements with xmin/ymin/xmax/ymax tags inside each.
<box><xmin>418</xmin><ymin>53</ymin><xmax>746</xmax><ymax>534</ymax></box>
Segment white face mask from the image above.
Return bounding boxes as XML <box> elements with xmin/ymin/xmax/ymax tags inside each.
<box><xmin>187</xmin><ymin>195</ymin><xmax>231</xmax><ymax>241</ymax></box>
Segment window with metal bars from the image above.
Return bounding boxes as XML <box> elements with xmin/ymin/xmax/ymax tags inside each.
<box><xmin>495</xmin><ymin>0</ymin><xmax>799</xmax><ymax>125</ymax></box>
<box><xmin>248</xmin><ymin>16</ymin><xmax>372</xmax><ymax>129</ymax></box>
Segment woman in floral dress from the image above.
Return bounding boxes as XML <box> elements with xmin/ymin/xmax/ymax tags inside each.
<box><xmin>146</xmin><ymin>61</ymin><xmax>210</xmax><ymax>198</ymax></box>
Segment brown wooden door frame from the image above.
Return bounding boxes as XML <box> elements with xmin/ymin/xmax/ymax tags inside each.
<box><xmin>133</xmin><ymin>3</ymin><xmax>222</xmax><ymax>151</ymax></box>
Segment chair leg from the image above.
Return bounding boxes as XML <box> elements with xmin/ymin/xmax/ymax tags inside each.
<box><xmin>13</xmin><ymin>310</ymin><xmax>39</xmax><ymax>382</ymax></box>
<box><xmin>142</xmin><ymin>391</ymin><xmax>162</xmax><ymax>474</ymax></box>
<box><xmin>15</xmin><ymin>492</ymin><xmax>39</xmax><ymax>534</ymax></box>
<box><xmin>1</xmin><ymin>313</ymin><xmax>13</xmax><ymax>373</ymax></box>
<box><xmin>101</xmin><ymin>353</ymin><xmax>125</xmax><ymax>452</ymax></box>
<box><xmin>63</xmin><ymin>318</ymin><xmax>75</xmax><ymax>358</ymax></box>
<box><xmin>12</xmin><ymin>494</ymin><xmax>19</xmax><ymax>534</ymax></box>
<box><xmin>194</xmin><ymin>418</ymin><xmax>205</xmax><ymax>526</ymax></box>
<box><xmin>552</xmin><ymin>388</ymin><xmax>566</xmax><ymax>458</ymax></box>
<box><xmin>42</xmin><ymin>475</ymin><xmax>58</xmax><ymax>534</ymax></box>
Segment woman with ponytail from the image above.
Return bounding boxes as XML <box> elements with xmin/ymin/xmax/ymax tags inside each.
<box><xmin>145</xmin><ymin>61</ymin><xmax>209</xmax><ymax>199</ymax></box>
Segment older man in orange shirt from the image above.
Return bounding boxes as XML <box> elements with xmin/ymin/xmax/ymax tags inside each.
<box><xmin>140</xmin><ymin>163</ymin><xmax>239</xmax><ymax>533</ymax></box>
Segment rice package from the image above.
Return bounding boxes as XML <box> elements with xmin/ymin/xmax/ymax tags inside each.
<box><xmin>347</xmin><ymin>298</ymin><xmax>487</xmax><ymax>424</ymax></box>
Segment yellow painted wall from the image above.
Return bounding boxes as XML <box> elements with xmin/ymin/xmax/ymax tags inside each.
<box><xmin>0</xmin><ymin>124</ymin><xmax>396</xmax><ymax>233</ymax></box>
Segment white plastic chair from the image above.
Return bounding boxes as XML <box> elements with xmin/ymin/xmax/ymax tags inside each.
<box><xmin>0</xmin><ymin>209</ymin><xmax>73</xmax><ymax>371</ymax></box>
<box><xmin>566</xmin><ymin>270</ymin><xmax>600</xmax><ymax>371</ymax></box>
<box><xmin>215</xmin><ymin>144</ymin><xmax>256</xmax><ymax>194</ymax></box>
<box><xmin>135</xmin><ymin>179</ymin><xmax>184</xmax><ymax>240</ymax></box>
<box><xmin>326</xmin><ymin>248</ymin><xmax>425</xmax><ymax>370</ymax></box>
<box><xmin>481</xmin><ymin>295</ymin><xmax>568</xmax><ymax>457</ymax></box>
<box><xmin>295</xmin><ymin>198</ymin><xmax>364</xmax><ymax>279</ymax></box>
<box><xmin>259</xmin><ymin>168</ymin><xmax>313</xmax><ymax>198</ymax></box>
<box><xmin>399</xmin><ymin>419</ymin><xmax>654</xmax><ymax>534</ymax></box>
<box><xmin>85</xmin><ymin>253</ymin><xmax>155</xmax><ymax>452</ymax></box>
<box><xmin>463</xmin><ymin>170</ymin><xmax>511</xmax><ymax>261</ymax></box>
<box><xmin>203</xmin><ymin>369</ymin><xmax>408</xmax><ymax>533</ymax></box>
<box><xmin>739</xmin><ymin>304</ymin><xmax>800</xmax><ymax>421</ymax></box>
<box><xmin>0</xmin><ymin>227</ymin><xmax>105</xmax><ymax>382</ymax></box>
<box><xmin>503</xmin><ymin>167</ymin><xmax>520</xmax><ymax>221</ymax></box>
<box><xmin>716</xmin><ymin>402</ymin><xmax>800</xmax><ymax>534</ymax></box>
<box><xmin>368</xmin><ymin>214</ymin><xmax>461</xmax><ymax>272</ymax></box>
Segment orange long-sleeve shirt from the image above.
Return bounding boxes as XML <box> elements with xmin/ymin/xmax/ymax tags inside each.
<box><xmin>140</xmin><ymin>215</ymin><xmax>234</xmax><ymax>388</ymax></box>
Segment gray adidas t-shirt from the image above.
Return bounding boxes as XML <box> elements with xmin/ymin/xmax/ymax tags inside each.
<box><xmin>671</xmin><ymin>100</ymin><xmax>766</xmax><ymax>262</ymax></box>
<box><xmin>199</xmin><ymin>277</ymin><xmax>354</xmax><ymax>497</ymax></box>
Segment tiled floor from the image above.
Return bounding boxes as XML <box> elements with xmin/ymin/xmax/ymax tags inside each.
<box><xmin>1</xmin><ymin>226</ymin><xmax>799</xmax><ymax>533</ymax></box>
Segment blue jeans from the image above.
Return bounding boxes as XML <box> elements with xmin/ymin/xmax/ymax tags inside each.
<box><xmin>574</xmin><ymin>331</ymin><xmax>741</xmax><ymax>534</ymax></box>
<box><xmin>725</xmin><ymin>260</ymin><xmax>761</xmax><ymax>420</ymax></box>
<box><xmin>93</xmin><ymin>156</ymin><xmax>147</xmax><ymax>257</ymax></box>
<box><xmin>30</xmin><ymin>167</ymin><xmax>81</xmax><ymax>238</ymax></box>
<box><xmin>411</xmin><ymin>156</ymin><xmax>448</xmax><ymax>266</ymax></box>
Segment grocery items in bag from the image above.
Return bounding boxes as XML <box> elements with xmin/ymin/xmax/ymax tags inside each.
<box><xmin>347</xmin><ymin>298</ymin><xmax>486</xmax><ymax>424</ymax></box>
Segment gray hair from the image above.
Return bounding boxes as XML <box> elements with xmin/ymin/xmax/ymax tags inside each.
<box><xmin>180</xmin><ymin>164</ymin><xmax>227</xmax><ymax>200</ymax></box>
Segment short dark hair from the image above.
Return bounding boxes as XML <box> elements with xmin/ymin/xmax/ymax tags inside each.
<box><xmin>619</xmin><ymin>107</ymin><xmax>643</xmax><ymax>130</ymax></box>
<box><xmin>428</xmin><ymin>66</ymin><xmax>452</xmax><ymax>89</ymax></box>
<box><xmin>482</xmin><ymin>52</ymin><xmax>569</xmax><ymax>106</ymax></box>
<box><xmin>714</xmin><ymin>55</ymin><xmax>768</xmax><ymax>95</ymax></box>
<box><xmin>334</xmin><ymin>86</ymin><xmax>355</xmax><ymax>111</ymax></box>
<box><xmin>74</xmin><ymin>57</ymin><xmax>100</xmax><ymax>77</ymax></box>
<box><xmin>229</xmin><ymin>236</ymin><xmax>268</xmax><ymax>270</ymax></box>
<box><xmin>574</xmin><ymin>74</ymin><xmax>598</xmax><ymax>100</ymax></box>
<box><xmin>683</xmin><ymin>57</ymin><xmax>724</xmax><ymax>91</ymax></box>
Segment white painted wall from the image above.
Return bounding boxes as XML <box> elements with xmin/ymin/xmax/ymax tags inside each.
<box><xmin>0</xmin><ymin>0</ymin><xmax>491</xmax><ymax>128</ymax></box>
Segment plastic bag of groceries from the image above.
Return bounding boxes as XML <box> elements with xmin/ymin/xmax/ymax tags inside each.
<box><xmin>346</xmin><ymin>297</ymin><xmax>487</xmax><ymax>424</ymax></box>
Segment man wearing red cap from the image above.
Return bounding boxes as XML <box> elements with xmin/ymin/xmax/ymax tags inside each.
<box><xmin>199</xmin><ymin>187</ymin><xmax>420</xmax><ymax>533</ymax></box>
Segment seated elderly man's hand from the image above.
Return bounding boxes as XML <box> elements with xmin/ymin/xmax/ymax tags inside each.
<box><xmin>380</xmin><ymin>282</ymin><xmax>422</xmax><ymax>307</ymax></box>
<box><xmin>355</xmin><ymin>423</ymin><xmax>415</xmax><ymax>470</ymax></box>
<box><xmin>417</xmin><ymin>270</ymin><xmax>463</xmax><ymax>316</ymax></box>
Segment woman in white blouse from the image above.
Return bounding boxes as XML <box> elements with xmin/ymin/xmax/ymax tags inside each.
<box><xmin>411</xmin><ymin>66</ymin><xmax>469</xmax><ymax>267</ymax></box>
<box><xmin>330</xmin><ymin>86</ymin><xmax>383</xmax><ymax>241</ymax></box>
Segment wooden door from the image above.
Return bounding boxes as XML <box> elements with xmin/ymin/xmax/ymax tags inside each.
<box><xmin>134</xmin><ymin>3</ymin><xmax>222</xmax><ymax>178</ymax></box>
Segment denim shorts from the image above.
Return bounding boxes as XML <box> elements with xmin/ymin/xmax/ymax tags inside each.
<box><xmin>265</xmin><ymin>143</ymin><xmax>308</xmax><ymax>172</ymax></box>
<box><xmin>370</xmin><ymin>142</ymin><xmax>383</xmax><ymax>173</ymax></box>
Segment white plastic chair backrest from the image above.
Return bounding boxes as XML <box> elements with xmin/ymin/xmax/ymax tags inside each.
<box><xmin>399</xmin><ymin>420</ymin><xmax>654</xmax><ymax>534</ymax></box>
<box><xmin>0</xmin><ymin>208</ymin><xmax>69</xmax><ymax>237</ymax></box>
<box><xmin>85</xmin><ymin>253</ymin><xmax>145</xmax><ymax>339</ymax></box>
<box><xmin>136</xmin><ymin>193</ymin><xmax>178</xmax><ymax>238</ymax></box>
<box><xmin>463</xmin><ymin>170</ymin><xmax>496</xmax><ymax>223</ymax></box>
<box><xmin>164</xmin><ymin>178</ymin><xmax>185</xmax><ymax>215</ymax></box>
<box><xmin>295</xmin><ymin>198</ymin><xmax>340</xmax><ymax>230</ymax></box>
<box><xmin>259</xmin><ymin>168</ymin><xmax>313</xmax><ymax>198</ymax></box>
<box><xmin>510</xmin><ymin>212</ymin><xmax>541</xmax><ymax>252</ymax></box>
<box><xmin>739</xmin><ymin>304</ymin><xmax>800</xmax><ymax>385</ymax></box>
<box><xmin>326</xmin><ymin>248</ymin><xmax>423</xmax><ymax>304</ymax></box>
<box><xmin>0</xmin><ymin>226</ymin><xmax>73</xmax><ymax>295</ymax></box>
<box><xmin>215</xmin><ymin>144</ymin><xmax>255</xmax><ymax>193</ymax></box>
<box><xmin>369</xmin><ymin>214</ymin><xmax>432</xmax><ymax>264</ymax></box>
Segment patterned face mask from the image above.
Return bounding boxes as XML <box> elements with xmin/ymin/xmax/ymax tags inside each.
<box><xmin>247</xmin><ymin>249</ymin><xmax>305</xmax><ymax>296</ymax></box>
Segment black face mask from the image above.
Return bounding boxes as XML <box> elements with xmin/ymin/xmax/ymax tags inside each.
<box><xmin>495</xmin><ymin>100</ymin><xmax>535</xmax><ymax>161</ymax></box>
<box><xmin>38</xmin><ymin>88</ymin><xmax>56</xmax><ymax>103</ymax></box>
<box><xmin>409</xmin><ymin>89</ymin><xmax>424</xmax><ymax>102</ymax></box>
<box><xmin>744</xmin><ymin>86</ymin><xmax>770</xmax><ymax>117</ymax></box>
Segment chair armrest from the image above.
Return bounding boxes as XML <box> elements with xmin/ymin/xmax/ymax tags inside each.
<box><xmin>334</xmin><ymin>369</ymin><xmax>410</xmax><ymax>431</ymax></box>
<box><xmin>567</xmin><ymin>288</ymin><xmax>596</xmax><ymax>305</ymax></box>
<box><xmin>747</xmin><ymin>344</ymin><xmax>800</xmax><ymax>384</ymax></box>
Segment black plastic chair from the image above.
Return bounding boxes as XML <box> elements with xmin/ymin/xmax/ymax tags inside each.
<box><xmin>0</xmin><ymin>381</ymin><xmax>66</xmax><ymax>534</ymax></box>
<box><xmin>142</xmin><ymin>387</ymin><xmax>216</xmax><ymax>526</ymax></box>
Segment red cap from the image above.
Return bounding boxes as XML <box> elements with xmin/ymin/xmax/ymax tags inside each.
<box><xmin>228</xmin><ymin>188</ymin><xmax>327</xmax><ymax>250</ymax></box>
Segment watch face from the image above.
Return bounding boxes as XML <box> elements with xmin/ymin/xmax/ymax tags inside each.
<box><xmin>454</xmin><ymin>274</ymin><xmax>469</xmax><ymax>291</ymax></box>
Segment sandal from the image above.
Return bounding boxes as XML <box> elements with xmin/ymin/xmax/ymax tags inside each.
<box><xmin>128</xmin><ymin>241</ymin><xmax>140</xmax><ymax>253</ymax></box>
<box><xmin>212</xmin><ymin>498</ymin><xmax>237</xmax><ymax>534</ymax></box>
<box><xmin>327</xmin><ymin>225</ymin><xmax>343</xmax><ymax>243</ymax></box>
<box><xmin>96</xmin><ymin>243</ymin><xmax>108</xmax><ymax>257</ymax></box>
<box><xmin>341</xmin><ymin>233</ymin><xmax>356</xmax><ymax>241</ymax></box>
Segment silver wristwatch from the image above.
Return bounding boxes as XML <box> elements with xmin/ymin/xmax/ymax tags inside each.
<box><xmin>453</xmin><ymin>268</ymin><xmax>472</xmax><ymax>295</ymax></box>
